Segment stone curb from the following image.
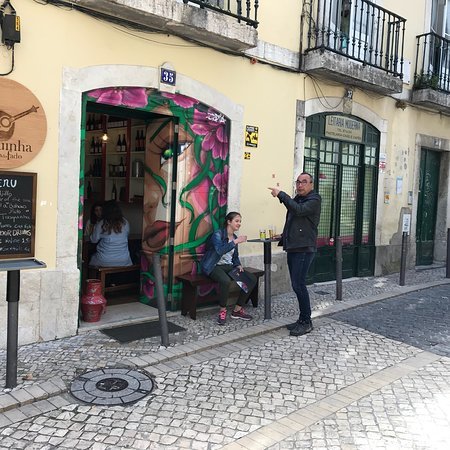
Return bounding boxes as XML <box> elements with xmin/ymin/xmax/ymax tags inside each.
<box><xmin>0</xmin><ymin>277</ymin><xmax>449</xmax><ymax>424</ymax></box>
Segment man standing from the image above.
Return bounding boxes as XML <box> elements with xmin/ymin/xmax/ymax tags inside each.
<box><xmin>268</xmin><ymin>172</ymin><xmax>321</xmax><ymax>336</ymax></box>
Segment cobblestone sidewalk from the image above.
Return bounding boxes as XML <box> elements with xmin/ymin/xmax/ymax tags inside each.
<box><xmin>0</xmin><ymin>265</ymin><xmax>448</xmax><ymax>449</ymax></box>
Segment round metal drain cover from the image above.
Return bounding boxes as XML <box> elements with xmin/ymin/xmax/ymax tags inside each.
<box><xmin>70</xmin><ymin>368</ymin><xmax>154</xmax><ymax>406</ymax></box>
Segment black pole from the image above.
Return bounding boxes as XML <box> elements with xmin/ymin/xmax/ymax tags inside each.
<box><xmin>166</xmin><ymin>118</ymin><xmax>180</xmax><ymax>311</ymax></box>
<box><xmin>152</xmin><ymin>253</ymin><xmax>169</xmax><ymax>347</ymax></box>
<box><xmin>446</xmin><ymin>228</ymin><xmax>450</xmax><ymax>279</ymax></box>
<box><xmin>400</xmin><ymin>231</ymin><xmax>408</xmax><ymax>286</ymax></box>
<box><xmin>335</xmin><ymin>237</ymin><xmax>343</xmax><ymax>301</ymax></box>
<box><xmin>263</xmin><ymin>240</ymin><xmax>272</xmax><ymax>319</ymax></box>
<box><xmin>6</xmin><ymin>270</ymin><xmax>20</xmax><ymax>389</ymax></box>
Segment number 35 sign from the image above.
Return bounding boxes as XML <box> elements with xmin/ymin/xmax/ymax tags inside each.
<box><xmin>160</xmin><ymin>68</ymin><xmax>176</xmax><ymax>86</ymax></box>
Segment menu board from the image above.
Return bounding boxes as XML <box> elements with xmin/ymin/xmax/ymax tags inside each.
<box><xmin>0</xmin><ymin>171</ymin><xmax>37</xmax><ymax>259</ymax></box>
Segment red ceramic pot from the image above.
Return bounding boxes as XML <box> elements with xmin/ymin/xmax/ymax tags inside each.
<box><xmin>81</xmin><ymin>279</ymin><xmax>107</xmax><ymax>322</ymax></box>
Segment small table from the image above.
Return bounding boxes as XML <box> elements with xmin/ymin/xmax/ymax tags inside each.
<box><xmin>248</xmin><ymin>238</ymin><xmax>279</xmax><ymax>320</ymax></box>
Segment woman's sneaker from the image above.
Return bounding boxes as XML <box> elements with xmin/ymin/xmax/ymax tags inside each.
<box><xmin>231</xmin><ymin>308</ymin><xmax>252</xmax><ymax>321</ymax></box>
<box><xmin>217</xmin><ymin>309</ymin><xmax>227</xmax><ymax>325</ymax></box>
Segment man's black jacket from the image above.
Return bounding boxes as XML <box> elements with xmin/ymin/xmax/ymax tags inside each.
<box><xmin>277</xmin><ymin>190</ymin><xmax>321</xmax><ymax>251</ymax></box>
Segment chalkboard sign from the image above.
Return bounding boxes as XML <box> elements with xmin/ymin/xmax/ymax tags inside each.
<box><xmin>0</xmin><ymin>171</ymin><xmax>37</xmax><ymax>259</ymax></box>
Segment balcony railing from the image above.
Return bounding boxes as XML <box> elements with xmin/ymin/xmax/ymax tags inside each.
<box><xmin>414</xmin><ymin>32</ymin><xmax>450</xmax><ymax>93</ymax></box>
<box><xmin>303</xmin><ymin>0</ymin><xmax>405</xmax><ymax>77</ymax></box>
<box><xmin>182</xmin><ymin>0</ymin><xmax>259</xmax><ymax>28</ymax></box>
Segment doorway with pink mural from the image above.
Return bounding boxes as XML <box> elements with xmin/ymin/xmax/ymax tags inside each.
<box><xmin>79</xmin><ymin>88</ymin><xmax>230</xmax><ymax>313</ymax></box>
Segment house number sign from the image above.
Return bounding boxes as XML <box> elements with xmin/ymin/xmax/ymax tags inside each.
<box><xmin>160</xmin><ymin>68</ymin><xmax>176</xmax><ymax>86</ymax></box>
<box><xmin>0</xmin><ymin>78</ymin><xmax>47</xmax><ymax>169</ymax></box>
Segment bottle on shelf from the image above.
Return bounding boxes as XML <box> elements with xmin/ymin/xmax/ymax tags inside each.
<box><xmin>121</xmin><ymin>134</ymin><xmax>127</xmax><ymax>153</ymax></box>
<box><xmin>95</xmin><ymin>137</ymin><xmax>101</xmax><ymax>154</ymax></box>
<box><xmin>90</xmin><ymin>136</ymin><xmax>95</xmax><ymax>154</ymax></box>
<box><xmin>119</xmin><ymin>157</ymin><xmax>124</xmax><ymax>177</ymax></box>
<box><xmin>86</xmin><ymin>114</ymin><xmax>92</xmax><ymax>131</ymax></box>
<box><xmin>116</xmin><ymin>134</ymin><xmax>122</xmax><ymax>153</ymax></box>
<box><xmin>139</xmin><ymin>129</ymin><xmax>145</xmax><ymax>151</ymax></box>
<box><xmin>86</xmin><ymin>181</ymin><xmax>92</xmax><ymax>199</ymax></box>
<box><xmin>135</xmin><ymin>130</ymin><xmax>140</xmax><ymax>152</ymax></box>
<box><xmin>96</xmin><ymin>115</ymin><xmax>103</xmax><ymax>130</ymax></box>
<box><xmin>111</xmin><ymin>182</ymin><xmax>117</xmax><ymax>200</ymax></box>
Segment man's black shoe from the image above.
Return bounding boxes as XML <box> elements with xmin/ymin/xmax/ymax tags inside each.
<box><xmin>289</xmin><ymin>321</ymin><xmax>313</xmax><ymax>336</ymax></box>
<box><xmin>286</xmin><ymin>321</ymin><xmax>299</xmax><ymax>331</ymax></box>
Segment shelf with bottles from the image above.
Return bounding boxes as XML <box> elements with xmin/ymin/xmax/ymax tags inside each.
<box><xmin>84</xmin><ymin>111</ymin><xmax>147</xmax><ymax>203</ymax></box>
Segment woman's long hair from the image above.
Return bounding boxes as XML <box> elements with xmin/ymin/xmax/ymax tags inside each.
<box><xmin>101</xmin><ymin>200</ymin><xmax>126</xmax><ymax>234</ymax></box>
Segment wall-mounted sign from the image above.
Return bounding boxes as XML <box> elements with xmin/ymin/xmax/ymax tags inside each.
<box><xmin>245</xmin><ymin>125</ymin><xmax>258</xmax><ymax>147</ymax></box>
<box><xmin>325</xmin><ymin>115</ymin><xmax>363</xmax><ymax>143</ymax></box>
<box><xmin>0</xmin><ymin>171</ymin><xmax>37</xmax><ymax>259</ymax></box>
<box><xmin>244</xmin><ymin>152</ymin><xmax>251</xmax><ymax>160</ymax></box>
<box><xmin>0</xmin><ymin>79</ymin><xmax>47</xmax><ymax>169</ymax></box>
<box><xmin>160</xmin><ymin>68</ymin><xmax>176</xmax><ymax>86</ymax></box>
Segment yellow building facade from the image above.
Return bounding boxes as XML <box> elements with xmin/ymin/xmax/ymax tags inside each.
<box><xmin>0</xmin><ymin>0</ymin><xmax>448</xmax><ymax>347</ymax></box>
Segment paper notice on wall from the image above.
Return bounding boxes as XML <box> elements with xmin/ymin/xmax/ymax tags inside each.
<box><xmin>379</xmin><ymin>153</ymin><xmax>387</xmax><ymax>171</ymax></box>
<box><xmin>396</xmin><ymin>176</ymin><xmax>403</xmax><ymax>194</ymax></box>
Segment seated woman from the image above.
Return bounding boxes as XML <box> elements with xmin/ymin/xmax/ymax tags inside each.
<box><xmin>84</xmin><ymin>201</ymin><xmax>103</xmax><ymax>237</ymax></box>
<box><xmin>200</xmin><ymin>211</ymin><xmax>257</xmax><ymax>325</ymax></box>
<box><xmin>89</xmin><ymin>200</ymin><xmax>132</xmax><ymax>268</ymax></box>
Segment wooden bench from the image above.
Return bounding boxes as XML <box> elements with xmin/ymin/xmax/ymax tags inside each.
<box><xmin>177</xmin><ymin>267</ymin><xmax>264</xmax><ymax>320</ymax></box>
<box><xmin>90</xmin><ymin>264</ymin><xmax>140</xmax><ymax>295</ymax></box>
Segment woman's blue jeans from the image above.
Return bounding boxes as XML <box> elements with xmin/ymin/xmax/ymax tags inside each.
<box><xmin>287</xmin><ymin>252</ymin><xmax>315</xmax><ymax>322</ymax></box>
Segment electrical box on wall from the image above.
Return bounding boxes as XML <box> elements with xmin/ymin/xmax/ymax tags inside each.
<box><xmin>1</xmin><ymin>14</ymin><xmax>21</xmax><ymax>45</ymax></box>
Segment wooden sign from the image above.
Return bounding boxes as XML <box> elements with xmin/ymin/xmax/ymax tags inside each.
<box><xmin>0</xmin><ymin>171</ymin><xmax>37</xmax><ymax>259</ymax></box>
<box><xmin>0</xmin><ymin>79</ymin><xmax>47</xmax><ymax>168</ymax></box>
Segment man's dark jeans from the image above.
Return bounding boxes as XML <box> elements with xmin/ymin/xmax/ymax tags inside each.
<box><xmin>287</xmin><ymin>252</ymin><xmax>315</xmax><ymax>322</ymax></box>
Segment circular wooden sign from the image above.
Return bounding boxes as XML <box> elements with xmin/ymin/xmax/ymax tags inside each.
<box><xmin>0</xmin><ymin>79</ymin><xmax>47</xmax><ymax>168</ymax></box>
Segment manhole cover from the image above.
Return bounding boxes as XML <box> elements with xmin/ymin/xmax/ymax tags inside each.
<box><xmin>70</xmin><ymin>368</ymin><xmax>154</xmax><ymax>405</ymax></box>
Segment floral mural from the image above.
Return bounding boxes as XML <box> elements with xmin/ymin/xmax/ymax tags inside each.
<box><xmin>80</xmin><ymin>87</ymin><xmax>230</xmax><ymax>309</ymax></box>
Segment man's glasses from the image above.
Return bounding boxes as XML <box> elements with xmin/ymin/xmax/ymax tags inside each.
<box><xmin>296</xmin><ymin>180</ymin><xmax>310</xmax><ymax>185</ymax></box>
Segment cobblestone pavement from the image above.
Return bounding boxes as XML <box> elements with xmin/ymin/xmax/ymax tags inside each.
<box><xmin>0</xmin><ymin>266</ymin><xmax>448</xmax><ymax>449</ymax></box>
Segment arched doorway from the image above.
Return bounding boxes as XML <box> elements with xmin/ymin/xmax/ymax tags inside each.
<box><xmin>79</xmin><ymin>88</ymin><xmax>230</xmax><ymax>311</ymax></box>
<box><xmin>304</xmin><ymin>113</ymin><xmax>380</xmax><ymax>282</ymax></box>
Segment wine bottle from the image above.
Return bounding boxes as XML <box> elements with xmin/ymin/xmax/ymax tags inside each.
<box><xmin>139</xmin><ymin>130</ymin><xmax>145</xmax><ymax>151</ymax></box>
<box><xmin>116</xmin><ymin>134</ymin><xmax>122</xmax><ymax>152</ymax></box>
<box><xmin>90</xmin><ymin>136</ymin><xmax>95</xmax><ymax>154</ymax></box>
<box><xmin>112</xmin><ymin>182</ymin><xmax>117</xmax><ymax>200</ymax></box>
<box><xmin>121</xmin><ymin>134</ymin><xmax>127</xmax><ymax>153</ymax></box>
<box><xmin>119</xmin><ymin>157</ymin><xmax>124</xmax><ymax>177</ymax></box>
<box><xmin>95</xmin><ymin>137</ymin><xmax>101</xmax><ymax>154</ymax></box>
<box><xmin>86</xmin><ymin>114</ymin><xmax>92</xmax><ymax>131</ymax></box>
<box><xmin>135</xmin><ymin>130</ymin><xmax>140</xmax><ymax>152</ymax></box>
<box><xmin>86</xmin><ymin>181</ymin><xmax>92</xmax><ymax>199</ymax></box>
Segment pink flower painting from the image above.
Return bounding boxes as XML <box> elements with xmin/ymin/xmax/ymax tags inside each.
<box><xmin>87</xmin><ymin>87</ymin><xmax>148</xmax><ymax>108</ymax></box>
<box><xmin>190</xmin><ymin>109</ymin><xmax>228</xmax><ymax>160</ymax></box>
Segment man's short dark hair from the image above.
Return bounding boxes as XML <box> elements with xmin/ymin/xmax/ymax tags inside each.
<box><xmin>299</xmin><ymin>172</ymin><xmax>314</xmax><ymax>183</ymax></box>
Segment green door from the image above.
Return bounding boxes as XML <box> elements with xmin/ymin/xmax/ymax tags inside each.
<box><xmin>304</xmin><ymin>114</ymin><xmax>379</xmax><ymax>282</ymax></box>
<box><xmin>416</xmin><ymin>149</ymin><xmax>441</xmax><ymax>266</ymax></box>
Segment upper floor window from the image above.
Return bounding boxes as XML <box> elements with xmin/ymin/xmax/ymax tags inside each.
<box><xmin>431</xmin><ymin>0</ymin><xmax>450</xmax><ymax>38</ymax></box>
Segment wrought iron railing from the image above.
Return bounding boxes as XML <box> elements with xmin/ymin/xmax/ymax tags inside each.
<box><xmin>414</xmin><ymin>32</ymin><xmax>450</xmax><ymax>93</ymax></box>
<box><xmin>302</xmin><ymin>0</ymin><xmax>405</xmax><ymax>77</ymax></box>
<box><xmin>182</xmin><ymin>0</ymin><xmax>259</xmax><ymax>28</ymax></box>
